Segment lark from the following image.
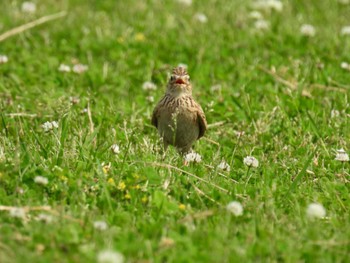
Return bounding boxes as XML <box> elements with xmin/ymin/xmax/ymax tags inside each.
<box><xmin>151</xmin><ymin>66</ymin><xmax>207</xmax><ymax>154</ymax></box>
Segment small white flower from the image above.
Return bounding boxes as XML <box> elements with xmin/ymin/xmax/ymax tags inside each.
<box><xmin>217</xmin><ymin>160</ymin><xmax>231</xmax><ymax>172</ymax></box>
<box><xmin>341</xmin><ymin>26</ymin><xmax>350</xmax><ymax>36</ymax></box>
<box><xmin>146</xmin><ymin>95</ymin><xmax>154</xmax><ymax>103</ymax></box>
<box><xmin>51</xmin><ymin>121</ymin><xmax>59</xmax><ymax>128</ymax></box>
<box><xmin>254</xmin><ymin>19</ymin><xmax>270</xmax><ymax>30</ymax></box>
<box><xmin>34</xmin><ymin>176</ymin><xmax>49</xmax><ymax>185</ymax></box>
<box><xmin>249</xmin><ymin>11</ymin><xmax>263</xmax><ymax>20</ymax></box>
<box><xmin>36</xmin><ymin>213</ymin><xmax>53</xmax><ymax>223</ymax></box>
<box><xmin>93</xmin><ymin>220</ymin><xmax>108</xmax><ymax>231</ymax></box>
<box><xmin>243</xmin><ymin>156</ymin><xmax>259</xmax><ymax>168</ymax></box>
<box><xmin>142</xmin><ymin>81</ymin><xmax>157</xmax><ymax>91</ymax></box>
<box><xmin>73</xmin><ymin>64</ymin><xmax>88</xmax><ymax>74</ymax></box>
<box><xmin>97</xmin><ymin>250</ymin><xmax>124</xmax><ymax>263</ymax></box>
<box><xmin>331</xmin><ymin>109</ymin><xmax>340</xmax><ymax>118</ymax></box>
<box><xmin>253</xmin><ymin>0</ymin><xmax>283</xmax><ymax>12</ymax></box>
<box><xmin>21</xmin><ymin>2</ymin><xmax>36</xmax><ymax>13</ymax></box>
<box><xmin>58</xmin><ymin>64</ymin><xmax>71</xmax><ymax>72</ymax></box>
<box><xmin>176</xmin><ymin>0</ymin><xmax>192</xmax><ymax>6</ymax></box>
<box><xmin>9</xmin><ymin>207</ymin><xmax>26</xmax><ymax>219</ymax></box>
<box><xmin>110</xmin><ymin>144</ymin><xmax>120</xmax><ymax>154</ymax></box>
<box><xmin>0</xmin><ymin>55</ymin><xmax>8</xmax><ymax>64</ymax></box>
<box><xmin>335</xmin><ymin>148</ymin><xmax>349</xmax><ymax>162</ymax></box>
<box><xmin>300</xmin><ymin>24</ymin><xmax>316</xmax><ymax>37</ymax></box>
<box><xmin>306</xmin><ymin>203</ymin><xmax>326</xmax><ymax>219</ymax></box>
<box><xmin>42</xmin><ymin>121</ymin><xmax>59</xmax><ymax>132</ymax></box>
<box><xmin>341</xmin><ymin>62</ymin><xmax>350</xmax><ymax>70</ymax></box>
<box><xmin>194</xmin><ymin>13</ymin><xmax>208</xmax><ymax>23</ymax></box>
<box><xmin>177</xmin><ymin>63</ymin><xmax>188</xmax><ymax>69</ymax></box>
<box><xmin>226</xmin><ymin>201</ymin><xmax>243</xmax><ymax>216</ymax></box>
<box><xmin>184</xmin><ymin>152</ymin><xmax>202</xmax><ymax>163</ymax></box>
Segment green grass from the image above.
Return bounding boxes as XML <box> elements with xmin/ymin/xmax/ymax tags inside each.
<box><xmin>1</xmin><ymin>0</ymin><xmax>350</xmax><ymax>262</ymax></box>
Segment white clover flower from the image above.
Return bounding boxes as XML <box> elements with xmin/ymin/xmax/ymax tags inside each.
<box><xmin>21</xmin><ymin>2</ymin><xmax>36</xmax><ymax>13</ymax></box>
<box><xmin>146</xmin><ymin>95</ymin><xmax>154</xmax><ymax>103</ymax></box>
<box><xmin>184</xmin><ymin>152</ymin><xmax>202</xmax><ymax>163</ymax></box>
<box><xmin>9</xmin><ymin>207</ymin><xmax>26</xmax><ymax>219</ymax></box>
<box><xmin>42</xmin><ymin>122</ymin><xmax>52</xmax><ymax>131</ymax></box>
<box><xmin>0</xmin><ymin>55</ymin><xmax>8</xmax><ymax>64</ymax></box>
<box><xmin>51</xmin><ymin>121</ymin><xmax>59</xmax><ymax>128</ymax></box>
<box><xmin>34</xmin><ymin>176</ymin><xmax>49</xmax><ymax>185</ymax></box>
<box><xmin>341</xmin><ymin>62</ymin><xmax>350</xmax><ymax>70</ymax></box>
<box><xmin>36</xmin><ymin>213</ymin><xmax>53</xmax><ymax>223</ymax></box>
<box><xmin>331</xmin><ymin>109</ymin><xmax>340</xmax><ymax>118</ymax></box>
<box><xmin>253</xmin><ymin>0</ymin><xmax>283</xmax><ymax>12</ymax></box>
<box><xmin>243</xmin><ymin>156</ymin><xmax>259</xmax><ymax>168</ymax></box>
<box><xmin>254</xmin><ymin>19</ymin><xmax>270</xmax><ymax>30</ymax></box>
<box><xmin>73</xmin><ymin>64</ymin><xmax>88</xmax><ymax>74</ymax></box>
<box><xmin>217</xmin><ymin>160</ymin><xmax>231</xmax><ymax>172</ymax></box>
<box><xmin>226</xmin><ymin>201</ymin><xmax>243</xmax><ymax>216</ymax></box>
<box><xmin>110</xmin><ymin>144</ymin><xmax>120</xmax><ymax>154</ymax></box>
<box><xmin>249</xmin><ymin>11</ymin><xmax>263</xmax><ymax>20</ymax></box>
<box><xmin>97</xmin><ymin>250</ymin><xmax>124</xmax><ymax>263</ymax></box>
<box><xmin>176</xmin><ymin>0</ymin><xmax>192</xmax><ymax>6</ymax></box>
<box><xmin>42</xmin><ymin>121</ymin><xmax>59</xmax><ymax>132</ymax></box>
<box><xmin>306</xmin><ymin>203</ymin><xmax>326</xmax><ymax>219</ymax></box>
<box><xmin>194</xmin><ymin>13</ymin><xmax>208</xmax><ymax>23</ymax></box>
<box><xmin>58</xmin><ymin>64</ymin><xmax>71</xmax><ymax>72</ymax></box>
<box><xmin>300</xmin><ymin>24</ymin><xmax>316</xmax><ymax>37</ymax></box>
<box><xmin>335</xmin><ymin>148</ymin><xmax>349</xmax><ymax>162</ymax></box>
<box><xmin>93</xmin><ymin>220</ymin><xmax>108</xmax><ymax>231</ymax></box>
<box><xmin>341</xmin><ymin>26</ymin><xmax>350</xmax><ymax>35</ymax></box>
<box><xmin>142</xmin><ymin>81</ymin><xmax>157</xmax><ymax>91</ymax></box>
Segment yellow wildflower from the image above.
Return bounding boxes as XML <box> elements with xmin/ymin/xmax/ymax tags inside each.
<box><xmin>134</xmin><ymin>33</ymin><xmax>145</xmax><ymax>42</ymax></box>
<box><xmin>124</xmin><ymin>193</ymin><xmax>131</xmax><ymax>199</ymax></box>
<box><xmin>178</xmin><ymin>204</ymin><xmax>186</xmax><ymax>211</ymax></box>
<box><xmin>117</xmin><ymin>181</ymin><xmax>126</xmax><ymax>191</ymax></box>
<box><xmin>107</xmin><ymin>178</ymin><xmax>115</xmax><ymax>186</ymax></box>
<box><xmin>141</xmin><ymin>196</ymin><xmax>148</xmax><ymax>203</ymax></box>
<box><xmin>59</xmin><ymin>175</ymin><xmax>68</xmax><ymax>183</ymax></box>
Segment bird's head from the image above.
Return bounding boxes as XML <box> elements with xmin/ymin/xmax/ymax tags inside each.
<box><xmin>166</xmin><ymin>66</ymin><xmax>192</xmax><ymax>97</ymax></box>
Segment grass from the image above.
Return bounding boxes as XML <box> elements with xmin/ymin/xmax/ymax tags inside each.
<box><xmin>0</xmin><ymin>0</ymin><xmax>350</xmax><ymax>262</ymax></box>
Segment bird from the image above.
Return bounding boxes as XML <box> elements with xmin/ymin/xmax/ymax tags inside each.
<box><xmin>151</xmin><ymin>66</ymin><xmax>207</xmax><ymax>154</ymax></box>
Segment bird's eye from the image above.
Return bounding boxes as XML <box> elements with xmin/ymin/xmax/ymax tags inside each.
<box><xmin>170</xmin><ymin>76</ymin><xmax>175</xmax><ymax>81</ymax></box>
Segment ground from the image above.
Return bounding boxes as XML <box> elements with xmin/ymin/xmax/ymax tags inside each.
<box><xmin>0</xmin><ymin>0</ymin><xmax>350</xmax><ymax>262</ymax></box>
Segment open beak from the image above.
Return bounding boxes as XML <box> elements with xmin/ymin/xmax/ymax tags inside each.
<box><xmin>175</xmin><ymin>78</ymin><xmax>185</xmax><ymax>84</ymax></box>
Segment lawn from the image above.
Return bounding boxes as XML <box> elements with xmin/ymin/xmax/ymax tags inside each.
<box><xmin>0</xmin><ymin>0</ymin><xmax>350</xmax><ymax>262</ymax></box>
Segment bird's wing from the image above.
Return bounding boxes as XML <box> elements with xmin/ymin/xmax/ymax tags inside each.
<box><xmin>196</xmin><ymin>103</ymin><xmax>207</xmax><ymax>139</ymax></box>
<box><xmin>151</xmin><ymin>98</ymin><xmax>163</xmax><ymax>128</ymax></box>
<box><xmin>151</xmin><ymin>106</ymin><xmax>159</xmax><ymax>128</ymax></box>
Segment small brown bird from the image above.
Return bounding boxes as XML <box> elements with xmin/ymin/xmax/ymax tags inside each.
<box><xmin>151</xmin><ymin>66</ymin><xmax>207</xmax><ymax>154</ymax></box>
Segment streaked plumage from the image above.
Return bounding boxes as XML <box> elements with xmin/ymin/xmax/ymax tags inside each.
<box><xmin>151</xmin><ymin>66</ymin><xmax>207</xmax><ymax>154</ymax></box>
